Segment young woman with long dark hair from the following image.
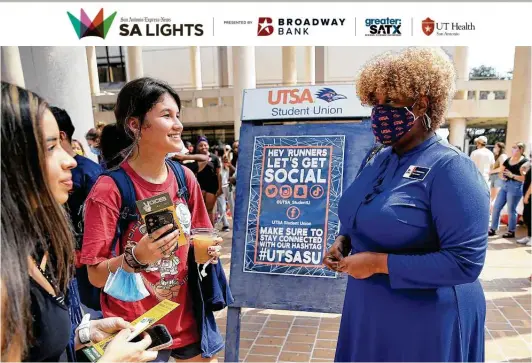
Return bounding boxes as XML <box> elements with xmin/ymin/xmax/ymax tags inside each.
<box><xmin>81</xmin><ymin>77</ymin><xmax>227</xmax><ymax>362</ymax></box>
<box><xmin>0</xmin><ymin>82</ymin><xmax>157</xmax><ymax>362</ymax></box>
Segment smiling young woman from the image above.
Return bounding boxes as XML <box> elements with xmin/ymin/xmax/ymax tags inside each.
<box><xmin>81</xmin><ymin>77</ymin><xmax>226</xmax><ymax>362</ymax></box>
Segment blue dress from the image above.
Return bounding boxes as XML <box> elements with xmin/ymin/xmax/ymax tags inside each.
<box><xmin>335</xmin><ymin>135</ymin><xmax>489</xmax><ymax>362</ymax></box>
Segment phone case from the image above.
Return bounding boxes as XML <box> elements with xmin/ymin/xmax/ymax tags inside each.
<box><xmin>146</xmin><ymin>325</ymin><xmax>173</xmax><ymax>351</ymax></box>
<box><xmin>145</xmin><ymin>210</ymin><xmax>178</xmax><ymax>239</ymax></box>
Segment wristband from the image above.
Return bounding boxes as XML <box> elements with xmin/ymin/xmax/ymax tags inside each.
<box><xmin>78</xmin><ymin>313</ymin><xmax>92</xmax><ymax>345</ymax></box>
<box><xmin>124</xmin><ymin>245</ymin><xmax>149</xmax><ymax>272</ymax></box>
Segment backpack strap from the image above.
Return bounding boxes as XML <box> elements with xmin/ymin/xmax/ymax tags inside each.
<box><xmin>104</xmin><ymin>161</ymin><xmax>189</xmax><ymax>257</ymax></box>
<box><xmin>104</xmin><ymin>168</ymin><xmax>139</xmax><ymax>257</ymax></box>
<box><xmin>166</xmin><ymin>159</ymin><xmax>190</xmax><ymax>204</ymax></box>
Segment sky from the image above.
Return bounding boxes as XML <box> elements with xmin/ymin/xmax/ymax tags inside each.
<box><xmin>468</xmin><ymin>46</ymin><xmax>515</xmax><ymax>75</ymax></box>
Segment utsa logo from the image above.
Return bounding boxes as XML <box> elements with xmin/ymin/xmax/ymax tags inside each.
<box><xmin>315</xmin><ymin>88</ymin><xmax>347</xmax><ymax>103</ymax></box>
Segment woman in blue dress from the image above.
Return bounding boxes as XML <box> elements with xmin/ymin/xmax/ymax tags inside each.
<box><xmin>323</xmin><ymin>48</ymin><xmax>489</xmax><ymax>362</ymax></box>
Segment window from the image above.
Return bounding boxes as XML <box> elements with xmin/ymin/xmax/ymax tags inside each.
<box><xmin>96</xmin><ymin>46</ymin><xmax>126</xmax><ymax>85</ymax></box>
<box><xmin>98</xmin><ymin>103</ymin><xmax>115</xmax><ymax>112</ymax></box>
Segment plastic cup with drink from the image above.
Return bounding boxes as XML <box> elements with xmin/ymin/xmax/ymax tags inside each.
<box><xmin>191</xmin><ymin>228</ymin><xmax>219</xmax><ymax>279</ymax></box>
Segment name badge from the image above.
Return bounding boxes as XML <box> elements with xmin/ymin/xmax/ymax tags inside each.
<box><xmin>403</xmin><ymin>166</ymin><xmax>431</xmax><ymax>181</ymax></box>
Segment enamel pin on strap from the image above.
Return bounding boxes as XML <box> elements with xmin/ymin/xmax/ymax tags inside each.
<box><xmin>403</xmin><ymin>166</ymin><xmax>431</xmax><ymax>181</ymax></box>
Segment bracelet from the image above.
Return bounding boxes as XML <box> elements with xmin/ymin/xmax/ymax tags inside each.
<box><xmin>124</xmin><ymin>245</ymin><xmax>149</xmax><ymax>272</ymax></box>
<box><xmin>132</xmin><ymin>245</ymin><xmax>148</xmax><ymax>265</ymax></box>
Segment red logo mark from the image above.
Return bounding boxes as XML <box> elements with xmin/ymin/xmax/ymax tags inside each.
<box><xmin>422</xmin><ymin>17</ymin><xmax>435</xmax><ymax>36</ymax></box>
<box><xmin>257</xmin><ymin>17</ymin><xmax>274</xmax><ymax>36</ymax></box>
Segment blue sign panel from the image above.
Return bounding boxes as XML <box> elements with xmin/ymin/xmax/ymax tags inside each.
<box><xmin>243</xmin><ymin>136</ymin><xmax>345</xmax><ymax>278</ymax></box>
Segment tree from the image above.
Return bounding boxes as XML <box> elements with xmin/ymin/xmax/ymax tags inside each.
<box><xmin>469</xmin><ymin>65</ymin><xmax>499</xmax><ymax>80</ymax></box>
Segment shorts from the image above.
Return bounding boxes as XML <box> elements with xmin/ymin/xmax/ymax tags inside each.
<box><xmin>489</xmin><ymin>173</ymin><xmax>504</xmax><ymax>188</ymax></box>
<box><xmin>152</xmin><ymin>342</ymin><xmax>202</xmax><ymax>362</ymax></box>
<box><xmin>171</xmin><ymin>341</ymin><xmax>203</xmax><ymax>360</ymax></box>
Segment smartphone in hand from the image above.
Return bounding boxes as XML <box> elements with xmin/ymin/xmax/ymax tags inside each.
<box><xmin>145</xmin><ymin>211</ymin><xmax>178</xmax><ymax>240</ymax></box>
<box><xmin>130</xmin><ymin>324</ymin><xmax>173</xmax><ymax>351</ymax></box>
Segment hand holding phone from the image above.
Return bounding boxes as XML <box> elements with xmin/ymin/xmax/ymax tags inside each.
<box><xmin>130</xmin><ymin>325</ymin><xmax>173</xmax><ymax>351</ymax></box>
<box><xmin>145</xmin><ymin>211</ymin><xmax>178</xmax><ymax>240</ymax></box>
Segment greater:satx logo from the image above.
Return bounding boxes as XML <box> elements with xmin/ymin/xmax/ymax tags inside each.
<box><xmin>67</xmin><ymin>8</ymin><xmax>117</xmax><ymax>39</ymax></box>
<box><xmin>365</xmin><ymin>18</ymin><xmax>402</xmax><ymax>36</ymax></box>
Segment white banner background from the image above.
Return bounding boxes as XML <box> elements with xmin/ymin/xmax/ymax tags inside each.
<box><xmin>0</xmin><ymin>2</ymin><xmax>531</xmax><ymax>46</ymax></box>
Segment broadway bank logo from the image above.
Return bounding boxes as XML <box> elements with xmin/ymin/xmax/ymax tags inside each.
<box><xmin>67</xmin><ymin>8</ymin><xmax>117</xmax><ymax>39</ymax></box>
<box><xmin>257</xmin><ymin>17</ymin><xmax>274</xmax><ymax>36</ymax></box>
<box><xmin>257</xmin><ymin>16</ymin><xmax>345</xmax><ymax>36</ymax></box>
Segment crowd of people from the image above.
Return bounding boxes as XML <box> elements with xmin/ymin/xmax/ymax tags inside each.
<box><xmin>1</xmin><ymin>46</ymin><xmax>530</xmax><ymax>363</ymax></box>
<box><xmin>1</xmin><ymin>78</ymin><xmax>232</xmax><ymax>362</ymax></box>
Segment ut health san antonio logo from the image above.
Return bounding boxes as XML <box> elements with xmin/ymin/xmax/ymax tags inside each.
<box><xmin>422</xmin><ymin>17</ymin><xmax>435</xmax><ymax>36</ymax></box>
<box><xmin>257</xmin><ymin>17</ymin><xmax>274</xmax><ymax>36</ymax></box>
<box><xmin>67</xmin><ymin>9</ymin><xmax>117</xmax><ymax>39</ymax></box>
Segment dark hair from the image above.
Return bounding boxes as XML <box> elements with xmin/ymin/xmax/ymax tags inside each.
<box><xmin>100</xmin><ymin>123</ymin><xmax>133</xmax><ymax>169</ymax></box>
<box><xmin>101</xmin><ymin>77</ymin><xmax>181</xmax><ymax>166</ymax></box>
<box><xmin>1</xmin><ymin>82</ymin><xmax>74</xmax><ymax>360</ymax></box>
<box><xmin>85</xmin><ymin>128</ymin><xmax>100</xmax><ymax>142</ymax></box>
<box><xmin>49</xmin><ymin>106</ymin><xmax>75</xmax><ymax>142</ymax></box>
<box><xmin>494</xmin><ymin>142</ymin><xmax>505</xmax><ymax>160</ymax></box>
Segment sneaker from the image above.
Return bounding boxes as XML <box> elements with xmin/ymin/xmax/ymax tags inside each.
<box><xmin>502</xmin><ymin>231</ymin><xmax>515</xmax><ymax>238</ymax></box>
<box><xmin>221</xmin><ymin>226</ymin><xmax>230</xmax><ymax>232</ymax></box>
<box><xmin>516</xmin><ymin>236</ymin><xmax>530</xmax><ymax>245</ymax></box>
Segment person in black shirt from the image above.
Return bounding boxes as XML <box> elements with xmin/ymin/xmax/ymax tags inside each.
<box><xmin>51</xmin><ymin>107</ymin><xmax>104</xmax><ymax>311</ymax></box>
<box><xmin>187</xmin><ymin>136</ymin><xmax>222</xmax><ymax>225</ymax></box>
<box><xmin>489</xmin><ymin>142</ymin><xmax>529</xmax><ymax>238</ymax></box>
<box><xmin>1</xmin><ymin>82</ymin><xmax>156</xmax><ymax>362</ymax></box>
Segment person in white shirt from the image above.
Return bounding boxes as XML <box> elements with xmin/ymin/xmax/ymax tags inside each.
<box><xmin>470</xmin><ymin>136</ymin><xmax>495</xmax><ymax>186</ymax></box>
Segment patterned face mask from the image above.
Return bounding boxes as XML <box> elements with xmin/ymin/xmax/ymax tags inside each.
<box><xmin>370</xmin><ymin>104</ymin><xmax>418</xmax><ymax>146</ymax></box>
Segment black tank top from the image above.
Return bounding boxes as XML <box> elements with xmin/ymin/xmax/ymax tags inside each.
<box><xmin>25</xmin><ymin>266</ymin><xmax>72</xmax><ymax>362</ymax></box>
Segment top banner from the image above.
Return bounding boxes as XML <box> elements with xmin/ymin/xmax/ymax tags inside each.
<box><xmin>0</xmin><ymin>2</ymin><xmax>531</xmax><ymax>46</ymax></box>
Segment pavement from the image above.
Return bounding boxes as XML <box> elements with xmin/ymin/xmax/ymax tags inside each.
<box><xmin>212</xmin><ymin>222</ymin><xmax>531</xmax><ymax>363</ymax></box>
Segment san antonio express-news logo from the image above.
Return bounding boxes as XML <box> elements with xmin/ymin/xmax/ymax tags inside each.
<box><xmin>67</xmin><ymin>8</ymin><xmax>117</xmax><ymax>39</ymax></box>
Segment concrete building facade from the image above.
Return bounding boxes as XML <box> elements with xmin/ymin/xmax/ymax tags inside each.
<box><xmin>1</xmin><ymin>45</ymin><xmax>530</xmax><ymax>152</ymax></box>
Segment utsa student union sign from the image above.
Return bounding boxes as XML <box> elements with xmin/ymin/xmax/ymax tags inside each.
<box><xmin>240</xmin><ymin>85</ymin><xmax>371</xmax><ymax>121</ymax></box>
